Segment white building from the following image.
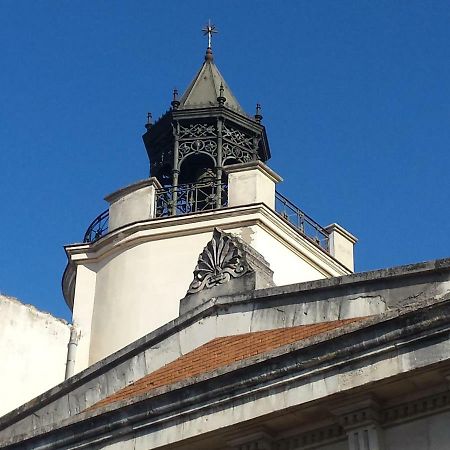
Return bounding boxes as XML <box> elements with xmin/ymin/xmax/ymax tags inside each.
<box><xmin>0</xmin><ymin>38</ymin><xmax>449</xmax><ymax>450</ymax></box>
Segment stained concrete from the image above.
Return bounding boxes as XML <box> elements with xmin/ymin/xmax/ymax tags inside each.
<box><xmin>0</xmin><ymin>258</ymin><xmax>449</xmax><ymax>449</ymax></box>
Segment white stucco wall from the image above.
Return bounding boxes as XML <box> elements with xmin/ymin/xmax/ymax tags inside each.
<box><xmin>0</xmin><ymin>295</ymin><xmax>70</xmax><ymax>416</ymax></box>
<box><xmin>67</xmin><ymin>205</ymin><xmax>351</xmax><ymax>368</ymax></box>
<box><xmin>89</xmin><ymin>231</ymin><xmax>213</xmax><ymax>364</ymax></box>
<box><xmin>87</xmin><ymin>220</ymin><xmax>333</xmax><ymax>365</ymax></box>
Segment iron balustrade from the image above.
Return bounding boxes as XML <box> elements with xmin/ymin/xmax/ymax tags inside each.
<box><xmin>82</xmin><ymin>186</ymin><xmax>329</xmax><ymax>253</ymax></box>
<box><xmin>275</xmin><ymin>191</ymin><xmax>329</xmax><ymax>251</ymax></box>
<box><xmin>83</xmin><ymin>209</ymin><xmax>109</xmax><ymax>243</ymax></box>
<box><xmin>155</xmin><ymin>181</ymin><xmax>228</xmax><ymax>217</ymax></box>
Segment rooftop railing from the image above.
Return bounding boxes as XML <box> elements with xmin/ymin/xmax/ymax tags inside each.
<box><xmin>155</xmin><ymin>180</ymin><xmax>228</xmax><ymax>217</ymax></box>
<box><xmin>83</xmin><ymin>209</ymin><xmax>109</xmax><ymax>244</ymax></box>
<box><xmin>83</xmin><ymin>184</ymin><xmax>329</xmax><ymax>252</ymax></box>
<box><xmin>275</xmin><ymin>191</ymin><xmax>329</xmax><ymax>251</ymax></box>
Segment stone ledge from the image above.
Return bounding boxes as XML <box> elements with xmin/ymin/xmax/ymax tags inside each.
<box><xmin>104</xmin><ymin>177</ymin><xmax>162</xmax><ymax>204</ymax></box>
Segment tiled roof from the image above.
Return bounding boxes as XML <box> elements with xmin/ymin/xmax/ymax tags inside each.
<box><xmin>91</xmin><ymin>318</ymin><xmax>364</xmax><ymax>411</ymax></box>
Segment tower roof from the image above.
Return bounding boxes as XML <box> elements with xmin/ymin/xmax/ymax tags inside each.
<box><xmin>179</xmin><ymin>48</ymin><xmax>245</xmax><ymax>114</ymax></box>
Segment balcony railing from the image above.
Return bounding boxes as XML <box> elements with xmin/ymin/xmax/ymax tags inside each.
<box><xmin>83</xmin><ymin>209</ymin><xmax>109</xmax><ymax>243</ymax></box>
<box><xmin>155</xmin><ymin>181</ymin><xmax>228</xmax><ymax>217</ymax></box>
<box><xmin>275</xmin><ymin>191</ymin><xmax>329</xmax><ymax>251</ymax></box>
<box><xmin>83</xmin><ymin>184</ymin><xmax>329</xmax><ymax>252</ymax></box>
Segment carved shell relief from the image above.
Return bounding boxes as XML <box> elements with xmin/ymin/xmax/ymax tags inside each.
<box><xmin>187</xmin><ymin>228</ymin><xmax>251</xmax><ymax>294</ymax></box>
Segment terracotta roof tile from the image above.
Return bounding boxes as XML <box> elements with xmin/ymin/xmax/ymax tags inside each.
<box><xmin>90</xmin><ymin>318</ymin><xmax>364</xmax><ymax>411</ymax></box>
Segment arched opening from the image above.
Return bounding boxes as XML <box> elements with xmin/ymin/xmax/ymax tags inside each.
<box><xmin>179</xmin><ymin>154</ymin><xmax>215</xmax><ymax>185</ymax></box>
<box><xmin>178</xmin><ymin>154</ymin><xmax>218</xmax><ymax>212</ymax></box>
<box><xmin>156</xmin><ymin>164</ymin><xmax>172</xmax><ymax>187</ymax></box>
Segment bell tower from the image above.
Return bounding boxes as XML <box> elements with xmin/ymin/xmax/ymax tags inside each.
<box><xmin>62</xmin><ymin>26</ymin><xmax>357</xmax><ymax>376</ymax></box>
<box><xmin>142</xmin><ymin>43</ymin><xmax>270</xmax><ymax>215</ymax></box>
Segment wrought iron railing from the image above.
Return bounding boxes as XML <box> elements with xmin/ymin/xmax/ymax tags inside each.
<box><xmin>275</xmin><ymin>192</ymin><xmax>329</xmax><ymax>251</ymax></box>
<box><xmin>83</xmin><ymin>209</ymin><xmax>109</xmax><ymax>243</ymax></box>
<box><xmin>82</xmin><ymin>185</ymin><xmax>329</xmax><ymax>253</ymax></box>
<box><xmin>155</xmin><ymin>180</ymin><xmax>228</xmax><ymax>217</ymax></box>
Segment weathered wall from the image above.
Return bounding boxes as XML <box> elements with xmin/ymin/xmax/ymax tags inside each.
<box><xmin>89</xmin><ymin>223</ymin><xmax>329</xmax><ymax>365</ymax></box>
<box><xmin>82</xmin><ymin>207</ymin><xmax>347</xmax><ymax>366</ymax></box>
<box><xmin>384</xmin><ymin>411</ymin><xmax>450</xmax><ymax>450</ymax></box>
<box><xmin>0</xmin><ymin>295</ymin><xmax>70</xmax><ymax>417</ymax></box>
<box><xmin>2</xmin><ymin>258</ymin><xmax>446</xmax><ymax>445</ymax></box>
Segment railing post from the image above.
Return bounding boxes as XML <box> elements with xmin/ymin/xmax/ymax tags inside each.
<box><xmin>171</xmin><ymin>121</ymin><xmax>180</xmax><ymax>216</ymax></box>
<box><xmin>225</xmin><ymin>161</ymin><xmax>282</xmax><ymax>210</ymax></box>
<box><xmin>216</xmin><ymin>117</ymin><xmax>223</xmax><ymax>208</ymax></box>
<box><xmin>324</xmin><ymin>223</ymin><xmax>358</xmax><ymax>271</ymax></box>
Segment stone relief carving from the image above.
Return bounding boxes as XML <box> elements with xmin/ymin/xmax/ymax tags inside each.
<box><xmin>187</xmin><ymin>228</ymin><xmax>251</xmax><ymax>294</ymax></box>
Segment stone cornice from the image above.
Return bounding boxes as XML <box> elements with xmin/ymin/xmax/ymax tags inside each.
<box><xmin>64</xmin><ymin>203</ymin><xmax>349</xmax><ymax>276</ymax></box>
<box><xmin>224</xmin><ymin>160</ymin><xmax>283</xmax><ymax>183</ymax></box>
<box><xmin>2</xmin><ymin>298</ymin><xmax>450</xmax><ymax>448</ymax></box>
<box><xmin>104</xmin><ymin>177</ymin><xmax>162</xmax><ymax>204</ymax></box>
<box><xmin>324</xmin><ymin>222</ymin><xmax>358</xmax><ymax>244</ymax></box>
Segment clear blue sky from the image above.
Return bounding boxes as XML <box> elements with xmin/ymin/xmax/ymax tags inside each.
<box><xmin>1</xmin><ymin>1</ymin><xmax>449</xmax><ymax>321</ymax></box>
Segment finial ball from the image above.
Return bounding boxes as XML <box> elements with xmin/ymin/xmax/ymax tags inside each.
<box><xmin>205</xmin><ymin>47</ymin><xmax>214</xmax><ymax>61</ymax></box>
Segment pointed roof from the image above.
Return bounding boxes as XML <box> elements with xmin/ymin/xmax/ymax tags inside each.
<box><xmin>179</xmin><ymin>48</ymin><xmax>245</xmax><ymax>114</ymax></box>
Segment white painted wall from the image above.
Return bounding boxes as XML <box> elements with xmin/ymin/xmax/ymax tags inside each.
<box><xmin>237</xmin><ymin>224</ymin><xmax>328</xmax><ymax>286</ymax></box>
<box><xmin>67</xmin><ymin>205</ymin><xmax>351</xmax><ymax>367</ymax></box>
<box><xmin>0</xmin><ymin>295</ymin><xmax>70</xmax><ymax>416</ymax></box>
<box><xmin>87</xmin><ymin>220</ymin><xmax>332</xmax><ymax>365</ymax></box>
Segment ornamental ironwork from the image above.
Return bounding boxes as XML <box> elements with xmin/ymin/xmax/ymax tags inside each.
<box><xmin>179</xmin><ymin>123</ymin><xmax>217</xmax><ymax>139</ymax></box>
<box><xmin>155</xmin><ymin>180</ymin><xmax>227</xmax><ymax>217</ymax></box>
<box><xmin>178</xmin><ymin>139</ymin><xmax>218</xmax><ymax>162</ymax></box>
<box><xmin>81</xmin><ymin>189</ymin><xmax>329</xmax><ymax>255</ymax></box>
<box><xmin>187</xmin><ymin>228</ymin><xmax>250</xmax><ymax>294</ymax></box>
<box><xmin>83</xmin><ymin>209</ymin><xmax>109</xmax><ymax>243</ymax></box>
<box><xmin>222</xmin><ymin>142</ymin><xmax>254</xmax><ymax>163</ymax></box>
<box><xmin>222</xmin><ymin>124</ymin><xmax>254</xmax><ymax>151</ymax></box>
<box><xmin>275</xmin><ymin>191</ymin><xmax>329</xmax><ymax>251</ymax></box>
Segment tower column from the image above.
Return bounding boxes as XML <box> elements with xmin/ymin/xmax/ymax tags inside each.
<box><xmin>216</xmin><ymin>117</ymin><xmax>223</xmax><ymax>207</ymax></box>
<box><xmin>172</xmin><ymin>121</ymin><xmax>180</xmax><ymax>215</ymax></box>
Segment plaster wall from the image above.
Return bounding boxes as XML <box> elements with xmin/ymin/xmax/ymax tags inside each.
<box><xmin>71</xmin><ymin>264</ymin><xmax>97</xmax><ymax>374</ymax></box>
<box><xmin>98</xmin><ymin>339</ymin><xmax>450</xmax><ymax>450</ymax></box>
<box><xmin>0</xmin><ymin>295</ymin><xmax>70</xmax><ymax>417</ymax></box>
<box><xmin>0</xmin><ymin>282</ymin><xmax>447</xmax><ymax>444</ymax></box>
<box><xmin>89</xmin><ymin>222</ymin><xmax>328</xmax><ymax>364</ymax></box>
<box><xmin>22</xmin><ymin>337</ymin><xmax>448</xmax><ymax>450</ymax></box>
<box><xmin>384</xmin><ymin>411</ymin><xmax>450</xmax><ymax>450</ymax></box>
<box><xmin>237</xmin><ymin>225</ymin><xmax>328</xmax><ymax>286</ymax></box>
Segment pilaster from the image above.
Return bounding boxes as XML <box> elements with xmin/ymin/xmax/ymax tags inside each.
<box><xmin>333</xmin><ymin>398</ymin><xmax>385</xmax><ymax>450</ymax></box>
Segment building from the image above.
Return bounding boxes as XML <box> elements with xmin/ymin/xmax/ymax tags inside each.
<box><xmin>0</xmin><ymin>31</ymin><xmax>449</xmax><ymax>450</ymax></box>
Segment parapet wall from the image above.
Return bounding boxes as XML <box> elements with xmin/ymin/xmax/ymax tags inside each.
<box><xmin>0</xmin><ymin>295</ymin><xmax>70</xmax><ymax>417</ymax></box>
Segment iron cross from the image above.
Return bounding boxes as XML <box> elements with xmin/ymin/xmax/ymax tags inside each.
<box><xmin>202</xmin><ymin>20</ymin><xmax>217</xmax><ymax>48</ymax></box>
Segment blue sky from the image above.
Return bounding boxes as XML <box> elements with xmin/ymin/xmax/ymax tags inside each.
<box><xmin>1</xmin><ymin>1</ymin><xmax>449</xmax><ymax>321</ymax></box>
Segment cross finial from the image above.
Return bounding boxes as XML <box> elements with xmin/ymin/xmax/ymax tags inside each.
<box><xmin>202</xmin><ymin>20</ymin><xmax>217</xmax><ymax>49</ymax></box>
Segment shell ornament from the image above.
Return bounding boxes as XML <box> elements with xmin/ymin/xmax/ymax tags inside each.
<box><xmin>187</xmin><ymin>228</ymin><xmax>250</xmax><ymax>294</ymax></box>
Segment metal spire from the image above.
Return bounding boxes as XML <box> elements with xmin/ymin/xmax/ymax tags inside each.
<box><xmin>202</xmin><ymin>20</ymin><xmax>217</xmax><ymax>49</ymax></box>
